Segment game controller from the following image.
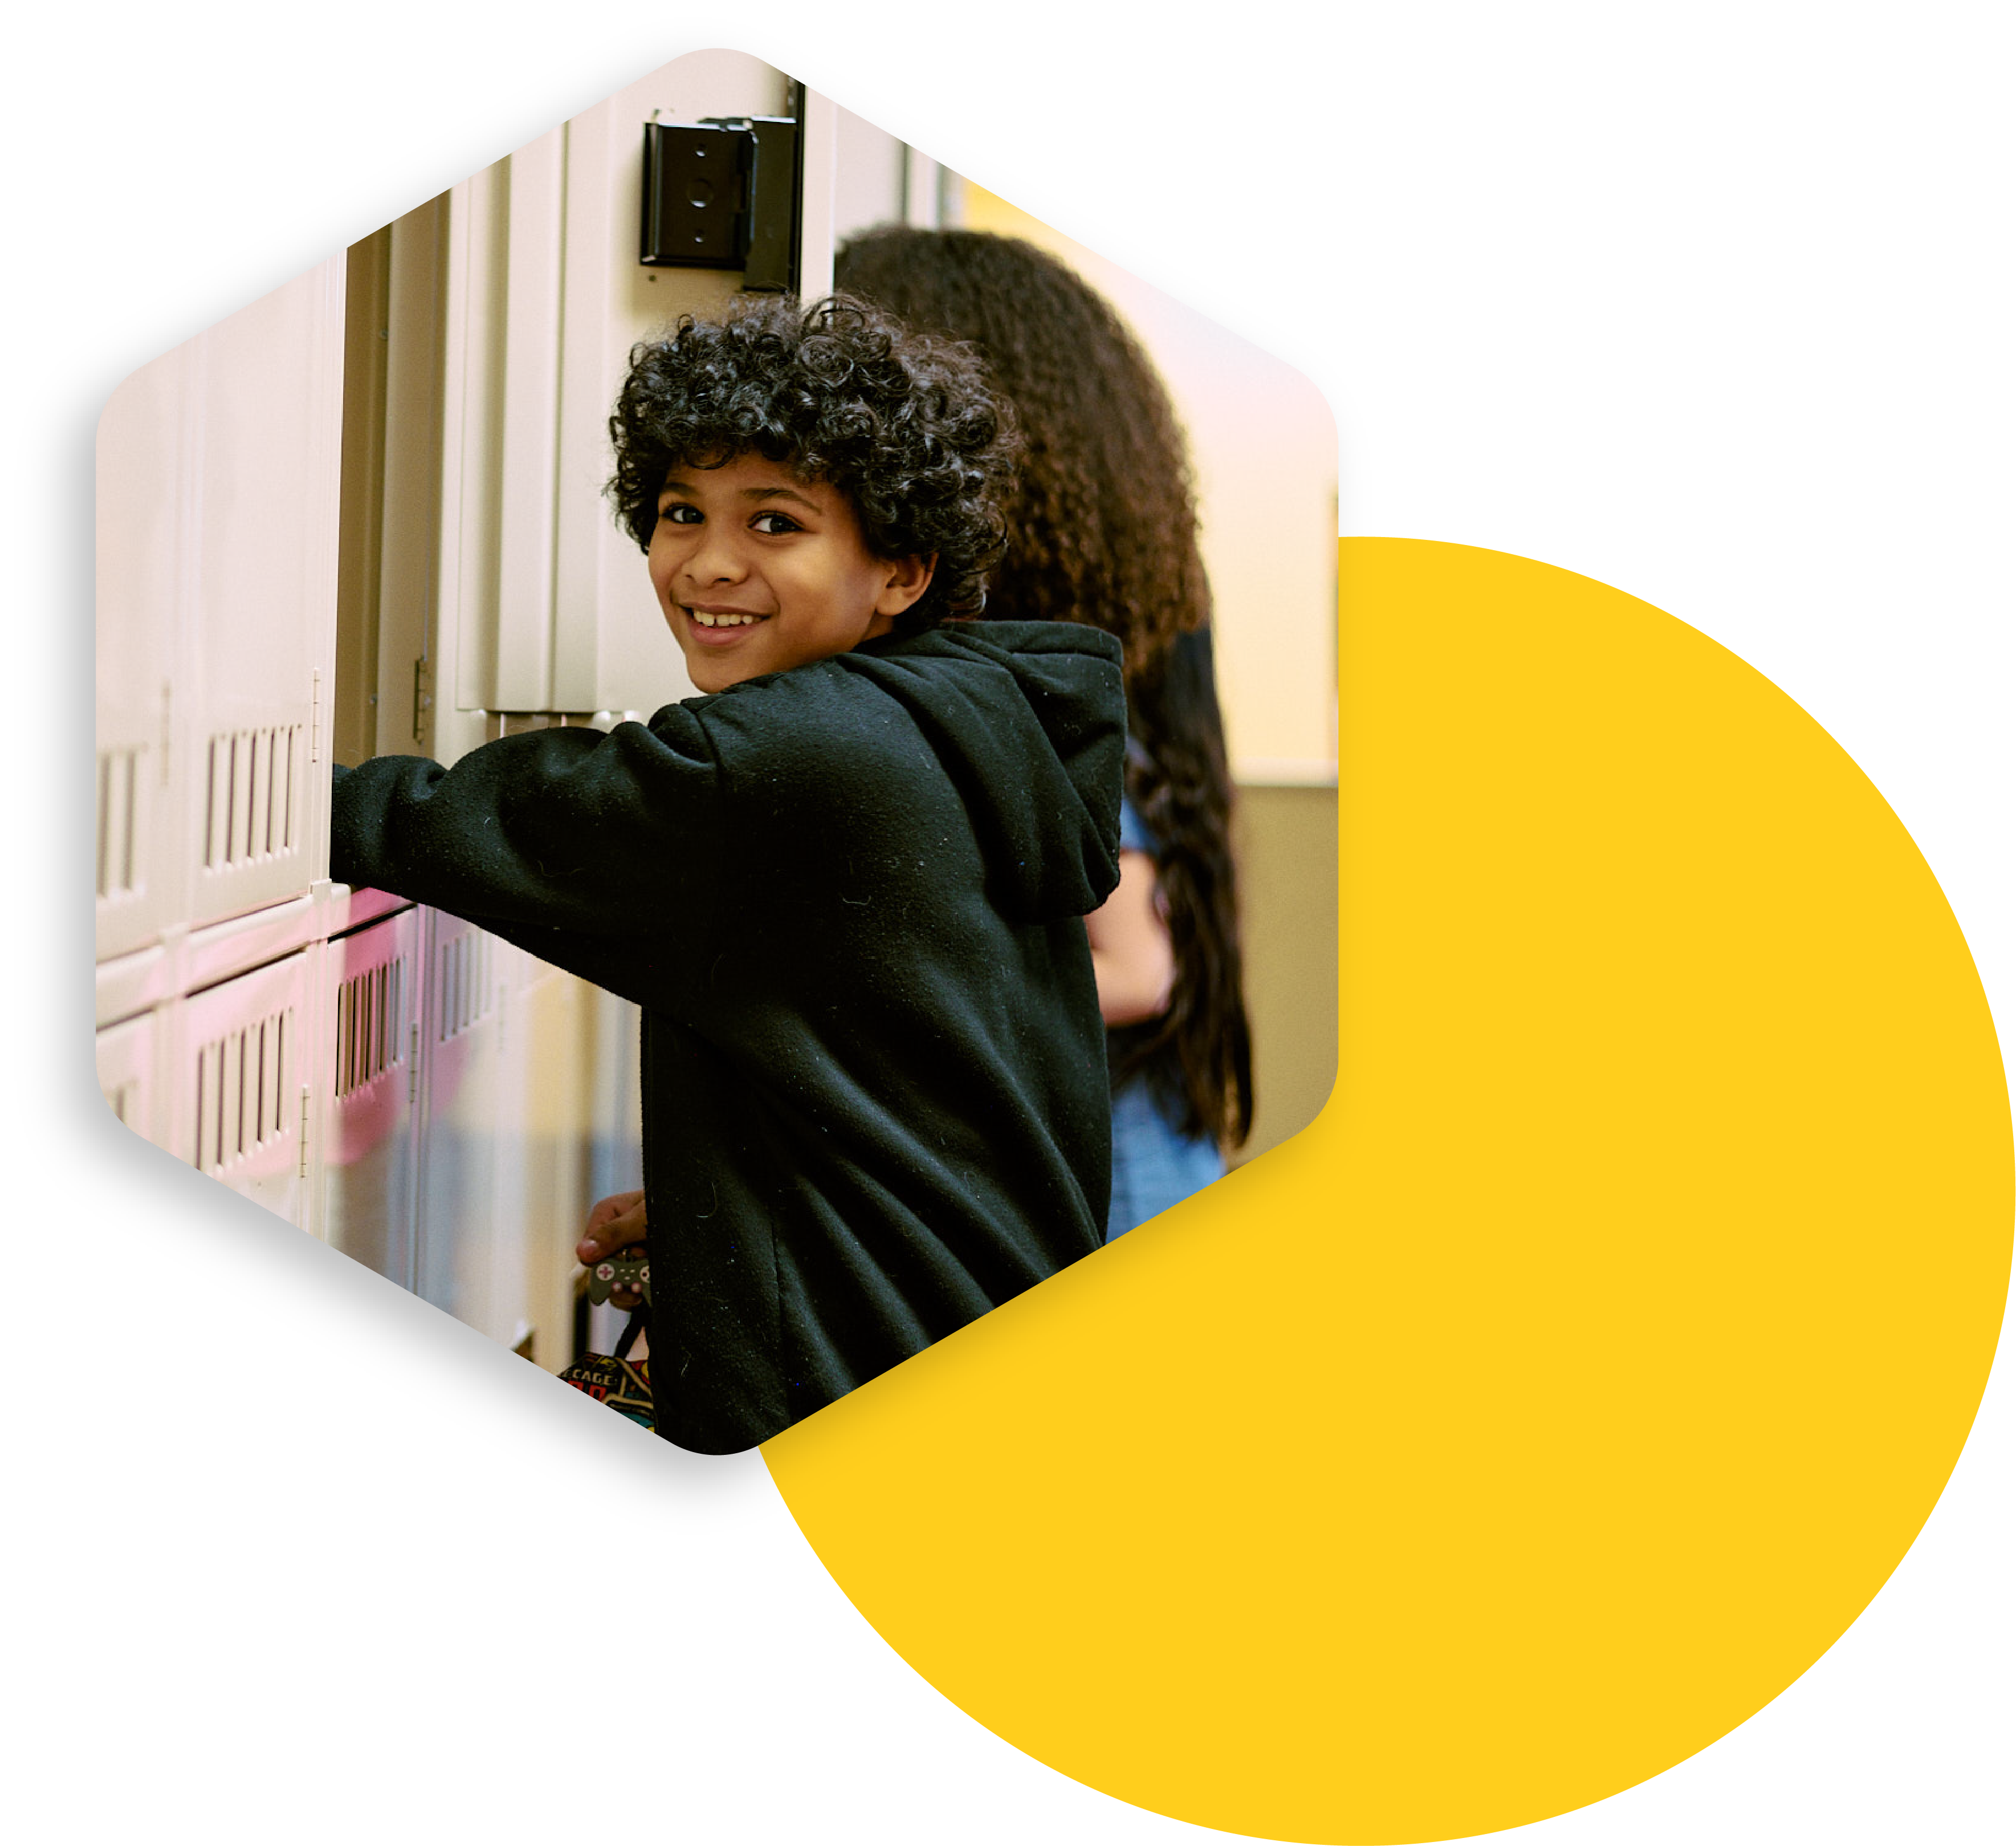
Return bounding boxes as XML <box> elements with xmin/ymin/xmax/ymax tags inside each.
<box><xmin>586</xmin><ymin>1251</ymin><xmax>651</xmax><ymax>1307</ymax></box>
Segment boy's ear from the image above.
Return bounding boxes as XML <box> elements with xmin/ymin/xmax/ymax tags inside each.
<box><xmin>874</xmin><ymin>554</ymin><xmax>937</xmax><ymax>618</ymax></box>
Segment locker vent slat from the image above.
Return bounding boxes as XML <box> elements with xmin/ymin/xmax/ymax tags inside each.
<box><xmin>335</xmin><ymin>957</ymin><xmax>406</xmax><ymax>1099</ymax></box>
<box><xmin>193</xmin><ymin>1002</ymin><xmax>295</xmax><ymax>1173</ymax></box>
<box><xmin>438</xmin><ymin>932</ymin><xmax>495</xmax><ymax>1042</ymax></box>
<box><xmin>95</xmin><ymin>747</ymin><xmax>142</xmax><ymax>900</ymax></box>
<box><xmin>201</xmin><ymin>724</ymin><xmax>301</xmax><ymax>872</ymax></box>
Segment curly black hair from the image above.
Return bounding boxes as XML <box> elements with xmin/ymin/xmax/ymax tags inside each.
<box><xmin>606</xmin><ymin>293</ymin><xmax>1017</xmax><ymax>634</ymax></box>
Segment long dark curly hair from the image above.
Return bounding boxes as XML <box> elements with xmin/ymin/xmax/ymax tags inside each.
<box><xmin>836</xmin><ymin>227</ymin><xmax>1252</xmax><ymax>1147</ymax></box>
<box><xmin>607</xmin><ymin>292</ymin><xmax>1016</xmax><ymax>634</ymax></box>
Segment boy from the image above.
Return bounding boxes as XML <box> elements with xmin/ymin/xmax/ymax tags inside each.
<box><xmin>329</xmin><ymin>295</ymin><xmax>1126</xmax><ymax>1454</ymax></box>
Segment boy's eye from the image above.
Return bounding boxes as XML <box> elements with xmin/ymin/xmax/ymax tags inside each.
<box><xmin>657</xmin><ymin>502</ymin><xmax>702</xmax><ymax>526</ymax></box>
<box><xmin>750</xmin><ymin>511</ymin><xmax>801</xmax><ymax>535</ymax></box>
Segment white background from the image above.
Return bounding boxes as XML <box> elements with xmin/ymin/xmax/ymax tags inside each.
<box><xmin>14</xmin><ymin>4</ymin><xmax>2010</xmax><ymax>1841</ymax></box>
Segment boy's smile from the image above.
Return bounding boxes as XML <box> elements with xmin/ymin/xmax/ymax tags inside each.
<box><xmin>648</xmin><ymin>453</ymin><xmax>934</xmax><ymax>693</ymax></box>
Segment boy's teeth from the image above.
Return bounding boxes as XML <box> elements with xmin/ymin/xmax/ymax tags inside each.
<box><xmin>694</xmin><ymin>611</ymin><xmax>760</xmax><ymax>627</ymax></box>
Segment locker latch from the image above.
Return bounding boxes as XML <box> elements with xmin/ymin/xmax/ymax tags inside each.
<box><xmin>640</xmin><ymin>106</ymin><xmax>800</xmax><ymax>292</ymax></box>
<box><xmin>410</xmin><ymin>655</ymin><xmax>433</xmax><ymax>746</ymax></box>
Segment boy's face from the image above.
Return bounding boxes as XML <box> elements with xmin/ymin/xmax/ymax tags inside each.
<box><xmin>649</xmin><ymin>453</ymin><xmax>935</xmax><ymax>693</ymax></box>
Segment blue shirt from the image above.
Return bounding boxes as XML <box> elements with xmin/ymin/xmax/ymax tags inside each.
<box><xmin>1105</xmin><ymin>794</ymin><xmax>1227</xmax><ymax>1239</ymax></box>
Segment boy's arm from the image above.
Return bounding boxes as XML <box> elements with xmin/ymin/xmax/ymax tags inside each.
<box><xmin>330</xmin><ymin>709</ymin><xmax>724</xmax><ymax>945</ymax></box>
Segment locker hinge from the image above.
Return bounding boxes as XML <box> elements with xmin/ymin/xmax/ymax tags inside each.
<box><xmin>309</xmin><ymin>669</ymin><xmax>321</xmax><ymax>766</ymax></box>
<box><xmin>640</xmin><ymin>99</ymin><xmax>801</xmax><ymax>292</ymax></box>
<box><xmin>412</xmin><ymin>656</ymin><xmax>433</xmax><ymax>745</ymax></box>
<box><xmin>408</xmin><ymin>1022</ymin><xmax>419</xmax><ymax>1105</ymax></box>
<box><xmin>158</xmin><ymin>682</ymin><xmax>172</xmax><ymax>786</ymax></box>
<box><xmin>298</xmin><ymin>1084</ymin><xmax>311</xmax><ymax>1179</ymax></box>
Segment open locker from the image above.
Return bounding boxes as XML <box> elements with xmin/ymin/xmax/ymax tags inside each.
<box><xmin>329</xmin><ymin>51</ymin><xmax>847</xmax><ymax>1359</ymax></box>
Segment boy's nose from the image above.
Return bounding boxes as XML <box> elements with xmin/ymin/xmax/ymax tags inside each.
<box><xmin>681</xmin><ymin>528</ymin><xmax>748</xmax><ymax>585</ymax></box>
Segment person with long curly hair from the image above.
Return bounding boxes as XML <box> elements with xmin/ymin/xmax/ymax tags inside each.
<box><xmin>329</xmin><ymin>294</ymin><xmax>1127</xmax><ymax>1451</ymax></box>
<box><xmin>837</xmin><ymin>227</ymin><xmax>1255</xmax><ymax>1239</ymax></box>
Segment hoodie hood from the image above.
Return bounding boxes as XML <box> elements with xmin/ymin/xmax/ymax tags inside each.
<box><xmin>825</xmin><ymin>620</ymin><xmax>1126</xmax><ymax>922</ymax></box>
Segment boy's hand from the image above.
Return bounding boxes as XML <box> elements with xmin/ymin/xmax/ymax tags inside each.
<box><xmin>580</xmin><ymin>1190</ymin><xmax>648</xmax><ymax>1308</ymax></box>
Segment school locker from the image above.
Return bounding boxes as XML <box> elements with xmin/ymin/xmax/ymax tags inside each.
<box><xmin>413</xmin><ymin>912</ymin><xmax>524</xmax><ymax>1344</ymax></box>
<box><xmin>95</xmin><ymin>345</ymin><xmax>193</xmax><ymax>963</ymax></box>
<box><xmin>547</xmin><ymin>51</ymin><xmax>812</xmax><ymax>725</ymax></box>
<box><xmin>359</xmin><ymin>51</ymin><xmax>835</xmax><ymax>771</ymax></box>
<box><xmin>96</xmin><ymin>51</ymin><xmax>973</xmax><ymax>1379</ymax></box>
<box><xmin>96</xmin><ymin>259</ymin><xmax>344</xmax><ymax>962</ymax></box>
<box><xmin>318</xmin><ymin>52</ymin><xmax>841</xmax><ymax>1360</ymax></box>
<box><xmin>178</xmin><ymin>891</ymin><xmax>321</xmax><ymax>996</ymax></box>
<box><xmin>490</xmin><ymin>960</ymin><xmax>596</xmax><ymax>1364</ymax></box>
<box><xmin>183</xmin><ymin>261</ymin><xmax>343</xmax><ymax>930</ymax></box>
<box><xmin>96</xmin><ymin>1007</ymin><xmax>168</xmax><ymax>1154</ymax></box>
<box><xmin>171</xmin><ymin>944</ymin><xmax>318</xmax><ymax>1229</ymax></box>
<box><xmin>320</xmin><ymin>905</ymin><xmax>423</xmax><ymax>1290</ymax></box>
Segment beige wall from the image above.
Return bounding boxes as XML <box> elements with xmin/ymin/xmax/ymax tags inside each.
<box><xmin>1233</xmin><ymin>784</ymin><xmax>1339</xmax><ymax>1164</ymax></box>
<box><xmin>959</xmin><ymin>183</ymin><xmax>1338</xmax><ymax>788</ymax></box>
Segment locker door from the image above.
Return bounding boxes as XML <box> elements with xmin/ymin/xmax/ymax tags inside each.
<box><xmin>96</xmin><ymin>345</ymin><xmax>192</xmax><ymax>962</ymax></box>
<box><xmin>321</xmin><ymin>907</ymin><xmax>423</xmax><ymax>1289</ymax></box>
<box><xmin>344</xmin><ymin>52</ymin><xmax>848</xmax><ymax>774</ymax></box>
<box><xmin>185</xmin><ymin>258</ymin><xmax>344</xmax><ymax>929</ymax></box>
<box><xmin>377</xmin><ymin>50</ymin><xmax>825</xmax><ymax>761</ymax></box>
<box><xmin>173</xmin><ymin>946</ymin><xmax>316</xmax><ymax>1227</ymax></box>
<box><xmin>97</xmin><ymin>1009</ymin><xmax>169</xmax><ymax>1153</ymax></box>
<box><xmin>414</xmin><ymin>913</ymin><xmax>523</xmax><ymax>1342</ymax></box>
<box><xmin>509</xmin><ymin>955</ymin><xmax>601</xmax><ymax>1372</ymax></box>
<box><xmin>552</xmin><ymin>51</ymin><xmax>821</xmax><ymax>723</ymax></box>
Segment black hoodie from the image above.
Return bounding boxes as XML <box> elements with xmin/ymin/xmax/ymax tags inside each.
<box><xmin>329</xmin><ymin>620</ymin><xmax>1126</xmax><ymax>1452</ymax></box>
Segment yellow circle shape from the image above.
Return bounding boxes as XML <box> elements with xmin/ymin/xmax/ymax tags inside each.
<box><xmin>763</xmin><ymin>539</ymin><xmax>2013</xmax><ymax>1844</ymax></box>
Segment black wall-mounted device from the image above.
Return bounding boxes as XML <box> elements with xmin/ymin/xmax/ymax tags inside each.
<box><xmin>640</xmin><ymin>96</ymin><xmax>801</xmax><ymax>292</ymax></box>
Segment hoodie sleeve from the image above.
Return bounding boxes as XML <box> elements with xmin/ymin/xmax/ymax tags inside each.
<box><xmin>329</xmin><ymin>706</ymin><xmax>725</xmax><ymax>955</ymax></box>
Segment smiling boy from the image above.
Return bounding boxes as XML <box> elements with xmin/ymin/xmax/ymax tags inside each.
<box><xmin>329</xmin><ymin>296</ymin><xmax>1126</xmax><ymax>1453</ymax></box>
<box><xmin>651</xmin><ymin>452</ymin><xmax>931</xmax><ymax>689</ymax></box>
